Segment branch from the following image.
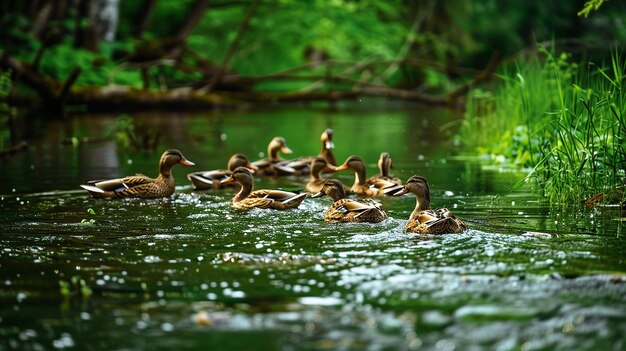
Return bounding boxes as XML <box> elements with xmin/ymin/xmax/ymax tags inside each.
<box><xmin>202</xmin><ymin>0</ymin><xmax>262</xmax><ymax>91</ymax></box>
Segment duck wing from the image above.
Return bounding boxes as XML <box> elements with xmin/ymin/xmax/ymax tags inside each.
<box><xmin>187</xmin><ymin>169</ymin><xmax>230</xmax><ymax>189</ymax></box>
<box><xmin>250</xmin><ymin>189</ymin><xmax>302</xmax><ymax>201</ymax></box>
<box><xmin>81</xmin><ymin>175</ymin><xmax>153</xmax><ymax>193</ymax></box>
<box><xmin>368</xmin><ymin>178</ymin><xmax>404</xmax><ymax>196</ymax></box>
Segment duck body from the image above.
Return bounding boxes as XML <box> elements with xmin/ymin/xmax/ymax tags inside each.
<box><xmin>312</xmin><ymin>179</ymin><xmax>387</xmax><ymax>223</ymax></box>
<box><xmin>252</xmin><ymin>137</ymin><xmax>296</xmax><ymax>177</ymax></box>
<box><xmin>305</xmin><ymin>157</ymin><xmax>339</xmax><ymax>193</ymax></box>
<box><xmin>335</xmin><ymin>155</ymin><xmax>404</xmax><ymax>196</ymax></box>
<box><xmin>80</xmin><ymin>149</ymin><xmax>194</xmax><ymax>199</ymax></box>
<box><xmin>395</xmin><ymin>175</ymin><xmax>467</xmax><ymax>234</ymax></box>
<box><xmin>368</xmin><ymin>152</ymin><xmax>402</xmax><ymax>185</ymax></box>
<box><xmin>187</xmin><ymin>153</ymin><xmax>257</xmax><ymax>190</ymax></box>
<box><xmin>221</xmin><ymin>167</ymin><xmax>307</xmax><ymax>210</ymax></box>
<box><xmin>278</xmin><ymin>128</ymin><xmax>338</xmax><ymax>176</ymax></box>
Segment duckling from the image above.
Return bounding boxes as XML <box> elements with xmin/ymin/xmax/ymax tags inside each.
<box><xmin>80</xmin><ymin>149</ymin><xmax>194</xmax><ymax>198</ymax></box>
<box><xmin>305</xmin><ymin>157</ymin><xmax>338</xmax><ymax>193</ymax></box>
<box><xmin>278</xmin><ymin>128</ymin><xmax>338</xmax><ymax>175</ymax></box>
<box><xmin>394</xmin><ymin>175</ymin><xmax>467</xmax><ymax>234</ymax></box>
<box><xmin>369</xmin><ymin>152</ymin><xmax>402</xmax><ymax>185</ymax></box>
<box><xmin>335</xmin><ymin>155</ymin><xmax>404</xmax><ymax>196</ymax></box>
<box><xmin>187</xmin><ymin>153</ymin><xmax>257</xmax><ymax>190</ymax></box>
<box><xmin>312</xmin><ymin>179</ymin><xmax>388</xmax><ymax>223</ymax></box>
<box><xmin>221</xmin><ymin>167</ymin><xmax>307</xmax><ymax>210</ymax></box>
<box><xmin>252</xmin><ymin>137</ymin><xmax>296</xmax><ymax>176</ymax></box>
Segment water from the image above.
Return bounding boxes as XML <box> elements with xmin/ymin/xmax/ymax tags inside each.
<box><xmin>1</xmin><ymin>105</ymin><xmax>624</xmax><ymax>350</ymax></box>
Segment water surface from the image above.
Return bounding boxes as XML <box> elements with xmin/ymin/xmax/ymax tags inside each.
<box><xmin>1</xmin><ymin>106</ymin><xmax>624</xmax><ymax>350</ymax></box>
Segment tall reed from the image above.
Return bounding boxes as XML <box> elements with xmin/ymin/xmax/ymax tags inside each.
<box><xmin>461</xmin><ymin>47</ymin><xmax>625</xmax><ymax>205</ymax></box>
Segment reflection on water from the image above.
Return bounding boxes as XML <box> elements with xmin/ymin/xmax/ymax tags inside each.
<box><xmin>0</xmin><ymin>106</ymin><xmax>624</xmax><ymax>350</ymax></box>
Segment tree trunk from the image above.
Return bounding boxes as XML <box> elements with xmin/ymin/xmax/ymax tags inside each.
<box><xmin>134</xmin><ymin>0</ymin><xmax>158</xmax><ymax>38</ymax></box>
<box><xmin>91</xmin><ymin>0</ymin><xmax>120</xmax><ymax>42</ymax></box>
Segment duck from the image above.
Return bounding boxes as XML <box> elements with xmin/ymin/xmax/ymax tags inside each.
<box><xmin>335</xmin><ymin>155</ymin><xmax>404</xmax><ymax>196</ymax></box>
<box><xmin>369</xmin><ymin>152</ymin><xmax>402</xmax><ymax>185</ymax></box>
<box><xmin>80</xmin><ymin>149</ymin><xmax>194</xmax><ymax>198</ymax></box>
<box><xmin>277</xmin><ymin>128</ymin><xmax>338</xmax><ymax>175</ymax></box>
<box><xmin>186</xmin><ymin>153</ymin><xmax>257</xmax><ymax>190</ymax></box>
<box><xmin>312</xmin><ymin>179</ymin><xmax>388</xmax><ymax>223</ymax></box>
<box><xmin>394</xmin><ymin>175</ymin><xmax>467</xmax><ymax>234</ymax></box>
<box><xmin>305</xmin><ymin>157</ymin><xmax>338</xmax><ymax>193</ymax></box>
<box><xmin>252</xmin><ymin>137</ymin><xmax>297</xmax><ymax>176</ymax></box>
<box><xmin>221</xmin><ymin>167</ymin><xmax>308</xmax><ymax>210</ymax></box>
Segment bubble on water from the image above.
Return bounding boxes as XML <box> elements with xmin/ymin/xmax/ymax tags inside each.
<box><xmin>16</xmin><ymin>292</ymin><xmax>27</xmax><ymax>303</ymax></box>
<box><xmin>255</xmin><ymin>243</ymin><xmax>264</xmax><ymax>249</ymax></box>
<box><xmin>207</xmin><ymin>293</ymin><xmax>217</xmax><ymax>300</ymax></box>
<box><xmin>197</xmin><ymin>256</ymin><xmax>204</xmax><ymax>262</ymax></box>
<box><xmin>144</xmin><ymin>255</ymin><xmax>160</xmax><ymax>263</ymax></box>
<box><xmin>53</xmin><ymin>333</ymin><xmax>75</xmax><ymax>348</ymax></box>
<box><xmin>127</xmin><ymin>159</ymin><xmax>133</xmax><ymax>165</ymax></box>
<box><xmin>136</xmin><ymin>320</ymin><xmax>147</xmax><ymax>329</ymax></box>
<box><xmin>258</xmin><ymin>152</ymin><xmax>265</xmax><ymax>158</ymax></box>
<box><xmin>80</xmin><ymin>312</ymin><xmax>90</xmax><ymax>320</ymax></box>
<box><xmin>444</xmin><ymin>191</ymin><xmax>454</xmax><ymax>197</ymax></box>
<box><xmin>161</xmin><ymin>323</ymin><xmax>174</xmax><ymax>332</ymax></box>
<box><xmin>417</xmin><ymin>154</ymin><xmax>425</xmax><ymax>161</ymax></box>
<box><xmin>511</xmin><ymin>201</ymin><xmax>516</xmax><ymax>206</ymax></box>
<box><xmin>220</xmin><ymin>133</ymin><xmax>227</xmax><ymax>141</ymax></box>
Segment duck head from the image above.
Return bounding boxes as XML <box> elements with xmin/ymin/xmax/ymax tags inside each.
<box><xmin>311</xmin><ymin>179</ymin><xmax>348</xmax><ymax>201</ymax></box>
<box><xmin>394</xmin><ymin>175</ymin><xmax>431</xmax><ymax>210</ymax></box>
<box><xmin>160</xmin><ymin>149</ymin><xmax>194</xmax><ymax>176</ymax></box>
<box><xmin>227</xmin><ymin>153</ymin><xmax>258</xmax><ymax>173</ymax></box>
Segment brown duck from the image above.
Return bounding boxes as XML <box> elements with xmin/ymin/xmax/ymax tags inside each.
<box><xmin>335</xmin><ymin>155</ymin><xmax>404</xmax><ymax>196</ymax></box>
<box><xmin>312</xmin><ymin>179</ymin><xmax>388</xmax><ymax>223</ymax></box>
<box><xmin>369</xmin><ymin>152</ymin><xmax>402</xmax><ymax>185</ymax></box>
<box><xmin>80</xmin><ymin>149</ymin><xmax>194</xmax><ymax>198</ymax></box>
<box><xmin>187</xmin><ymin>153</ymin><xmax>257</xmax><ymax>190</ymax></box>
<box><xmin>394</xmin><ymin>175</ymin><xmax>467</xmax><ymax>234</ymax></box>
<box><xmin>252</xmin><ymin>137</ymin><xmax>297</xmax><ymax>176</ymax></box>
<box><xmin>305</xmin><ymin>157</ymin><xmax>339</xmax><ymax>193</ymax></box>
<box><xmin>278</xmin><ymin>128</ymin><xmax>338</xmax><ymax>175</ymax></box>
<box><xmin>221</xmin><ymin>167</ymin><xmax>308</xmax><ymax>210</ymax></box>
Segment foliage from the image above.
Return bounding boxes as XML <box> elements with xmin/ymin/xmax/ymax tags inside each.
<box><xmin>81</xmin><ymin>207</ymin><xmax>96</xmax><ymax>224</ymax></box>
<box><xmin>461</xmin><ymin>47</ymin><xmax>626</xmax><ymax>205</ymax></box>
<box><xmin>59</xmin><ymin>276</ymin><xmax>92</xmax><ymax>297</ymax></box>
<box><xmin>578</xmin><ymin>0</ymin><xmax>606</xmax><ymax>17</ymax></box>
<box><xmin>3</xmin><ymin>0</ymin><xmax>626</xmax><ymax>96</ymax></box>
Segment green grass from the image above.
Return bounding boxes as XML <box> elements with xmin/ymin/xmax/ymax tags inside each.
<box><xmin>461</xmin><ymin>46</ymin><xmax>625</xmax><ymax>205</ymax></box>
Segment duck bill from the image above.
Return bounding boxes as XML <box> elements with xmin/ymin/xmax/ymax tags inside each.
<box><xmin>245</xmin><ymin>162</ymin><xmax>258</xmax><ymax>173</ymax></box>
<box><xmin>334</xmin><ymin>164</ymin><xmax>350</xmax><ymax>172</ymax></box>
<box><xmin>310</xmin><ymin>191</ymin><xmax>324</xmax><ymax>198</ymax></box>
<box><xmin>220</xmin><ymin>176</ymin><xmax>236</xmax><ymax>185</ymax></box>
<box><xmin>324</xmin><ymin>164</ymin><xmax>337</xmax><ymax>172</ymax></box>
<box><xmin>393</xmin><ymin>187</ymin><xmax>410</xmax><ymax>196</ymax></box>
<box><xmin>325</xmin><ymin>141</ymin><xmax>335</xmax><ymax>149</ymax></box>
<box><xmin>180</xmin><ymin>158</ymin><xmax>195</xmax><ymax>167</ymax></box>
<box><xmin>280</xmin><ymin>145</ymin><xmax>293</xmax><ymax>154</ymax></box>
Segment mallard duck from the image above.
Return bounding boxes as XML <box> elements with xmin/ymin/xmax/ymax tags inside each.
<box><xmin>187</xmin><ymin>153</ymin><xmax>257</xmax><ymax>190</ymax></box>
<box><xmin>370</xmin><ymin>152</ymin><xmax>402</xmax><ymax>185</ymax></box>
<box><xmin>312</xmin><ymin>179</ymin><xmax>388</xmax><ymax>223</ymax></box>
<box><xmin>335</xmin><ymin>155</ymin><xmax>404</xmax><ymax>196</ymax></box>
<box><xmin>80</xmin><ymin>149</ymin><xmax>194</xmax><ymax>198</ymax></box>
<box><xmin>221</xmin><ymin>167</ymin><xmax>307</xmax><ymax>210</ymax></box>
<box><xmin>252</xmin><ymin>137</ymin><xmax>296</xmax><ymax>176</ymax></box>
<box><xmin>305</xmin><ymin>157</ymin><xmax>338</xmax><ymax>193</ymax></box>
<box><xmin>277</xmin><ymin>128</ymin><xmax>338</xmax><ymax>175</ymax></box>
<box><xmin>394</xmin><ymin>175</ymin><xmax>467</xmax><ymax>234</ymax></box>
